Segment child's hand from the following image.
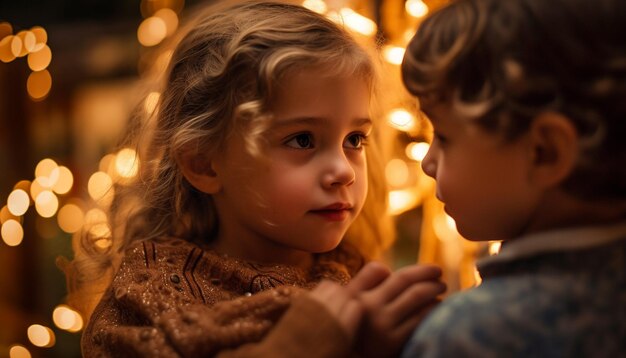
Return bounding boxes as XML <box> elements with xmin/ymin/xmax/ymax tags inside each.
<box><xmin>349</xmin><ymin>262</ymin><xmax>446</xmax><ymax>358</ymax></box>
<box><xmin>308</xmin><ymin>280</ymin><xmax>364</xmax><ymax>341</ymax></box>
<box><xmin>307</xmin><ymin>261</ymin><xmax>392</xmax><ymax>340</ymax></box>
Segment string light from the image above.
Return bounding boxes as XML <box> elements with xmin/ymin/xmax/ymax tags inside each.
<box><xmin>8</xmin><ymin>345</ymin><xmax>31</xmax><ymax>358</ymax></box>
<box><xmin>7</xmin><ymin>189</ymin><xmax>30</xmax><ymax>216</ymax></box>
<box><xmin>27</xmin><ymin>324</ymin><xmax>55</xmax><ymax>348</ymax></box>
<box><xmin>1</xmin><ymin>219</ymin><xmax>24</xmax><ymax>246</ymax></box>
<box><xmin>406</xmin><ymin>142</ymin><xmax>430</xmax><ymax>162</ymax></box>
<box><xmin>383</xmin><ymin>46</ymin><xmax>406</xmax><ymax>65</ymax></box>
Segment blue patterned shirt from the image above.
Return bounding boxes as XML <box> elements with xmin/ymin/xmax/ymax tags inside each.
<box><xmin>402</xmin><ymin>222</ymin><xmax>626</xmax><ymax>357</ymax></box>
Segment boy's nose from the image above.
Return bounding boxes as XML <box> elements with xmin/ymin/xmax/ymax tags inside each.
<box><xmin>421</xmin><ymin>148</ymin><xmax>436</xmax><ymax>178</ymax></box>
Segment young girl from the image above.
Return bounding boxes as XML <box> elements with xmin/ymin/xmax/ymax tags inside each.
<box><xmin>67</xmin><ymin>1</ymin><xmax>445</xmax><ymax>357</ymax></box>
<box><xmin>400</xmin><ymin>0</ymin><xmax>626</xmax><ymax>356</ymax></box>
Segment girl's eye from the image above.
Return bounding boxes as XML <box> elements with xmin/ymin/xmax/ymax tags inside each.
<box><xmin>344</xmin><ymin>133</ymin><xmax>367</xmax><ymax>149</ymax></box>
<box><xmin>285</xmin><ymin>133</ymin><xmax>314</xmax><ymax>149</ymax></box>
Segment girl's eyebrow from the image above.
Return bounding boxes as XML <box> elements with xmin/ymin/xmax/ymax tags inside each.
<box><xmin>271</xmin><ymin>116</ymin><xmax>373</xmax><ymax>128</ymax></box>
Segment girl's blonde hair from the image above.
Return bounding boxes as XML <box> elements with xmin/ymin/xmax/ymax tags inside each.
<box><xmin>67</xmin><ymin>0</ymin><xmax>393</xmax><ymax>317</ymax></box>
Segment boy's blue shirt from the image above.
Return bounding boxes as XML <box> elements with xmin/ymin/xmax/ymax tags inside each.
<box><xmin>402</xmin><ymin>222</ymin><xmax>626</xmax><ymax>357</ymax></box>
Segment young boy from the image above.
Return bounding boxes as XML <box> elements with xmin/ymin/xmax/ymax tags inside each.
<box><xmin>400</xmin><ymin>0</ymin><xmax>626</xmax><ymax>356</ymax></box>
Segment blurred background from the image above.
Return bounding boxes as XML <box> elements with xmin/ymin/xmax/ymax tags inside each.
<box><xmin>0</xmin><ymin>0</ymin><xmax>498</xmax><ymax>356</ymax></box>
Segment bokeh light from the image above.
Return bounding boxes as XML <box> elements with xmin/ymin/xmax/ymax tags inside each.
<box><xmin>406</xmin><ymin>142</ymin><xmax>430</xmax><ymax>162</ymax></box>
<box><xmin>27</xmin><ymin>69</ymin><xmax>52</xmax><ymax>100</ymax></box>
<box><xmin>406</xmin><ymin>0</ymin><xmax>429</xmax><ymax>18</ymax></box>
<box><xmin>302</xmin><ymin>0</ymin><xmax>328</xmax><ymax>14</ymax></box>
<box><xmin>27</xmin><ymin>44</ymin><xmax>52</xmax><ymax>71</ymax></box>
<box><xmin>8</xmin><ymin>345</ymin><xmax>31</xmax><ymax>358</ymax></box>
<box><xmin>88</xmin><ymin>171</ymin><xmax>114</xmax><ymax>205</ymax></box>
<box><xmin>387</xmin><ymin>108</ymin><xmax>416</xmax><ymax>131</ymax></box>
<box><xmin>1</xmin><ymin>219</ymin><xmax>24</xmax><ymax>246</ymax></box>
<box><xmin>27</xmin><ymin>324</ymin><xmax>55</xmax><ymax>348</ymax></box>
<box><xmin>144</xmin><ymin>91</ymin><xmax>160</xmax><ymax>114</ymax></box>
<box><xmin>8</xmin><ymin>189</ymin><xmax>30</xmax><ymax>216</ymax></box>
<box><xmin>51</xmin><ymin>166</ymin><xmax>74</xmax><ymax>194</ymax></box>
<box><xmin>57</xmin><ymin>203</ymin><xmax>85</xmax><ymax>234</ymax></box>
<box><xmin>115</xmin><ymin>148</ymin><xmax>139</xmax><ymax>178</ymax></box>
<box><xmin>137</xmin><ymin>16</ymin><xmax>167</xmax><ymax>47</ymax></box>
<box><xmin>383</xmin><ymin>46</ymin><xmax>405</xmax><ymax>65</ymax></box>
<box><xmin>385</xmin><ymin>158</ymin><xmax>410</xmax><ymax>188</ymax></box>
<box><xmin>35</xmin><ymin>190</ymin><xmax>59</xmax><ymax>218</ymax></box>
<box><xmin>53</xmin><ymin>305</ymin><xmax>84</xmax><ymax>332</ymax></box>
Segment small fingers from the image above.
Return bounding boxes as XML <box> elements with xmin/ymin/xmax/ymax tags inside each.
<box><xmin>359</xmin><ymin>264</ymin><xmax>443</xmax><ymax>307</ymax></box>
<box><xmin>347</xmin><ymin>261</ymin><xmax>391</xmax><ymax>293</ymax></box>
<box><xmin>384</xmin><ymin>281</ymin><xmax>446</xmax><ymax>325</ymax></box>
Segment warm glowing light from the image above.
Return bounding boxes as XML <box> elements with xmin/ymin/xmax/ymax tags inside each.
<box><xmin>406</xmin><ymin>142</ymin><xmax>430</xmax><ymax>161</ymax></box>
<box><xmin>30</xmin><ymin>179</ymin><xmax>45</xmax><ymax>202</ymax></box>
<box><xmin>302</xmin><ymin>0</ymin><xmax>327</xmax><ymax>14</ymax></box>
<box><xmin>387</xmin><ymin>108</ymin><xmax>416</xmax><ymax>131</ymax></box>
<box><xmin>383</xmin><ymin>46</ymin><xmax>405</xmax><ymax>65</ymax></box>
<box><xmin>27</xmin><ymin>69</ymin><xmax>52</xmax><ymax>100</ymax></box>
<box><xmin>115</xmin><ymin>148</ymin><xmax>139</xmax><ymax>178</ymax></box>
<box><xmin>88</xmin><ymin>171</ymin><xmax>113</xmax><ymax>201</ymax></box>
<box><xmin>154</xmin><ymin>50</ymin><xmax>173</xmax><ymax>75</ymax></box>
<box><xmin>85</xmin><ymin>208</ymin><xmax>108</xmax><ymax>226</ymax></box>
<box><xmin>51</xmin><ymin>166</ymin><xmax>74</xmax><ymax>194</ymax></box>
<box><xmin>406</xmin><ymin>0</ymin><xmax>429</xmax><ymax>18</ymax></box>
<box><xmin>154</xmin><ymin>8</ymin><xmax>178</xmax><ymax>36</ymax></box>
<box><xmin>1</xmin><ymin>205</ymin><xmax>19</xmax><ymax>224</ymax></box>
<box><xmin>336</xmin><ymin>8</ymin><xmax>377</xmax><ymax>37</ymax></box>
<box><xmin>17</xmin><ymin>30</ymin><xmax>36</xmax><ymax>53</ymax></box>
<box><xmin>8</xmin><ymin>189</ymin><xmax>30</xmax><ymax>216</ymax></box>
<box><xmin>388</xmin><ymin>189</ymin><xmax>420</xmax><ymax>216</ymax></box>
<box><xmin>27</xmin><ymin>44</ymin><xmax>52</xmax><ymax>71</ymax></box>
<box><xmin>473</xmin><ymin>266</ymin><xmax>482</xmax><ymax>286</ymax></box>
<box><xmin>53</xmin><ymin>305</ymin><xmax>84</xmax><ymax>332</ymax></box>
<box><xmin>0</xmin><ymin>22</ymin><xmax>12</xmax><ymax>38</ymax></box>
<box><xmin>137</xmin><ymin>17</ymin><xmax>168</xmax><ymax>47</ymax></box>
<box><xmin>1</xmin><ymin>219</ymin><xmax>24</xmax><ymax>246</ymax></box>
<box><xmin>90</xmin><ymin>222</ymin><xmax>112</xmax><ymax>241</ymax></box>
<box><xmin>140</xmin><ymin>0</ymin><xmax>185</xmax><ymax>17</ymax></box>
<box><xmin>99</xmin><ymin>154</ymin><xmax>116</xmax><ymax>174</ymax></box>
<box><xmin>488</xmin><ymin>241</ymin><xmax>502</xmax><ymax>255</ymax></box>
<box><xmin>34</xmin><ymin>158</ymin><xmax>59</xmax><ymax>188</ymax></box>
<box><xmin>0</xmin><ymin>35</ymin><xmax>17</xmax><ymax>63</ymax></box>
<box><xmin>433</xmin><ymin>213</ymin><xmax>458</xmax><ymax>241</ymax></box>
<box><xmin>403</xmin><ymin>29</ymin><xmax>417</xmax><ymax>44</ymax></box>
<box><xmin>9</xmin><ymin>35</ymin><xmax>22</xmax><ymax>57</ymax></box>
<box><xmin>27</xmin><ymin>324</ymin><xmax>55</xmax><ymax>348</ymax></box>
<box><xmin>35</xmin><ymin>158</ymin><xmax>58</xmax><ymax>179</ymax></box>
<box><xmin>57</xmin><ymin>203</ymin><xmax>85</xmax><ymax>233</ymax></box>
<box><xmin>144</xmin><ymin>91</ymin><xmax>160</xmax><ymax>114</ymax></box>
<box><xmin>30</xmin><ymin>26</ymin><xmax>48</xmax><ymax>46</ymax></box>
<box><xmin>8</xmin><ymin>345</ymin><xmax>31</xmax><ymax>358</ymax></box>
<box><xmin>385</xmin><ymin>159</ymin><xmax>410</xmax><ymax>188</ymax></box>
<box><xmin>35</xmin><ymin>190</ymin><xmax>59</xmax><ymax>218</ymax></box>
<box><xmin>13</xmin><ymin>180</ymin><xmax>31</xmax><ymax>192</ymax></box>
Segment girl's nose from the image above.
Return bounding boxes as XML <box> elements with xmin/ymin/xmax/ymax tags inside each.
<box><xmin>322</xmin><ymin>151</ymin><xmax>356</xmax><ymax>188</ymax></box>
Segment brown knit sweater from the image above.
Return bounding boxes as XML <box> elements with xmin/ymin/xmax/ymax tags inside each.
<box><xmin>82</xmin><ymin>237</ymin><xmax>365</xmax><ymax>357</ymax></box>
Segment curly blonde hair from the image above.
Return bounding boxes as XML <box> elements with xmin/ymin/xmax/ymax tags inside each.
<box><xmin>67</xmin><ymin>0</ymin><xmax>394</xmax><ymax>317</ymax></box>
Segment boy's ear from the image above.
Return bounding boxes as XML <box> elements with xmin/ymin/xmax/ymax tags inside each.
<box><xmin>177</xmin><ymin>151</ymin><xmax>222</xmax><ymax>194</ymax></box>
<box><xmin>528</xmin><ymin>112</ymin><xmax>578</xmax><ymax>188</ymax></box>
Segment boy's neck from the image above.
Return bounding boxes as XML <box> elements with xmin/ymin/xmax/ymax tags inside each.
<box><xmin>520</xmin><ymin>189</ymin><xmax>626</xmax><ymax>237</ymax></box>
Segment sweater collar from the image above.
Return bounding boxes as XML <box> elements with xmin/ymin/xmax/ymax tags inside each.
<box><xmin>477</xmin><ymin>220</ymin><xmax>626</xmax><ymax>270</ymax></box>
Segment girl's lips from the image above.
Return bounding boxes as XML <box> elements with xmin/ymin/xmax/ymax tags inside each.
<box><xmin>310</xmin><ymin>209</ymin><xmax>350</xmax><ymax>221</ymax></box>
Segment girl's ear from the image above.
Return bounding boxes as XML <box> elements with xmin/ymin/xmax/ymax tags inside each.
<box><xmin>528</xmin><ymin>111</ymin><xmax>578</xmax><ymax>189</ymax></box>
<box><xmin>177</xmin><ymin>151</ymin><xmax>222</xmax><ymax>194</ymax></box>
